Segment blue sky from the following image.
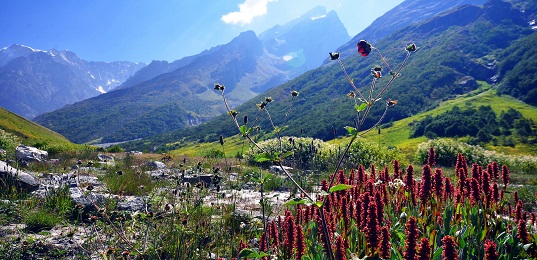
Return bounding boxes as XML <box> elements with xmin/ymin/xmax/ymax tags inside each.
<box><xmin>0</xmin><ymin>0</ymin><xmax>404</xmax><ymax>63</ymax></box>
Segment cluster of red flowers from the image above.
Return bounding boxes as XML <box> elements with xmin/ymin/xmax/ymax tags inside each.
<box><xmin>236</xmin><ymin>149</ymin><xmax>522</xmax><ymax>259</ymax></box>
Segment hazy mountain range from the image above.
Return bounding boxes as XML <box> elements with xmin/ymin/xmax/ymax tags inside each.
<box><xmin>118</xmin><ymin>0</ymin><xmax>537</xmax><ymax>152</ymax></box>
<box><xmin>33</xmin><ymin>7</ymin><xmax>350</xmax><ymax>143</ymax></box>
<box><xmin>0</xmin><ymin>45</ymin><xmax>145</xmax><ymax>118</ymax></box>
<box><xmin>1</xmin><ymin>0</ymin><xmax>536</xmax><ymax>151</ymax></box>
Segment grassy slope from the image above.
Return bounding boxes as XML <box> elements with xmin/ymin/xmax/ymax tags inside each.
<box><xmin>0</xmin><ymin>107</ymin><xmax>78</xmax><ymax>149</ymax></box>
<box><xmin>358</xmin><ymin>84</ymin><xmax>537</xmax><ymax>155</ymax></box>
<box><xmin>171</xmin><ymin>86</ymin><xmax>537</xmax><ymax>161</ymax></box>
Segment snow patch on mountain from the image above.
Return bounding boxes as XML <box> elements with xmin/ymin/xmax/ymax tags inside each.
<box><xmin>310</xmin><ymin>14</ymin><xmax>326</xmax><ymax>20</ymax></box>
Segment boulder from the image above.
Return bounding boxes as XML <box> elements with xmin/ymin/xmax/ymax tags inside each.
<box><xmin>16</xmin><ymin>145</ymin><xmax>48</xmax><ymax>163</ymax></box>
<box><xmin>146</xmin><ymin>160</ymin><xmax>166</xmax><ymax>169</ymax></box>
<box><xmin>0</xmin><ymin>160</ymin><xmax>40</xmax><ymax>192</ymax></box>
<box><xmin>97</xmin><ymin>154</ymin><xmax>114</xmax><ymax>162</ymax></box>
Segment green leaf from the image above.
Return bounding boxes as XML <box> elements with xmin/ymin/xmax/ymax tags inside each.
<box><xmin>238</xmin><ymin>249</ymin><xmax>256</xmax><ymax>258</ymax></box>
<box><xmin>237</xmin><ymin>249</ymin><xmax>269</xmax><ymax>258</ymax></box>
<box><xmin>239</xmin><ymin>125</ymin><xmax>247</xmax><ymax>134</ymax></box>
<box><xmin>345</xmin><ymin>126</ymin><xmax>358</xmax><ymax>136</ymax></box>
<box><xmin>254</xmin><ymin>153</ymin><xmax>273</xmax><ymax>163</ymax></box>
<box><xmin>283</xmin><ymin>198</ymin><xmax>309</xmax><ymax>206</ymax></box>
<box><xmin>355</xmin><ymin>103</ymin><xmax>367</xmax><ymax>112</ymax></box>
<box><xmin>315</xmin><ymin>201</ymin><xmax>323</xmax><ymax>208</ymax></box>
<box><xmin>328</xmin><ymin>184</ymin><xmax>354</xmax><ymax>193</ymax></box>
<box><xmin>281</xmin><ymin>151</ymin><xmax>294</xmax><ymax>159</ymax></box>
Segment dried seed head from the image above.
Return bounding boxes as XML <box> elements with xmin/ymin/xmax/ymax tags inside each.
<box><xmin>329</xmin><ymin>52</ymin><xmax>340</xmax><ymax>60</ymax></box>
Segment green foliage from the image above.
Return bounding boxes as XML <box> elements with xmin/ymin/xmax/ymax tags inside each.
<box><xmin>106</xmin><ymin>145</ymin><xmax>124</xmax><ymax>153</ymax></box>
<box><xmin>243</xmin><ymin>136</ymin><xmax>336</xmax><ymax>170</ymax></box>
<box><xmin>103</xmin><ymin>156</ymin><xmax>157</xmax><ymax>196</ymax></box>
<box><xmin>412</xmin><ymin>105</ymin><xmax>536</xmax><ymax>145</ymax></box>
<box><xmin>416</xmin><ymin>138</ymin><xmax>537</xmax><ymax>173</ymax></box>
<box><xmin>346</xmin><ymin>139</ymin><xmax>399</xmax><ymax>169</ymax></box>
<box><xmin>497</xmin><ymin>32</ymin><xmax>537</xmax><ymax>106</ymax></box>
<box><xmin>0</xmin><ymin>129</ymin><xmax>20</xmax><ymax>160</ymax></box>
<box><xmin>123</xmin><ymin>2</ymin><xmax>532</xmax><ymax>153</ymax></box>
<box><xmin>205</xmin><ymin>149</ymin><xmax>226</xmax><ymax>158</ymax></box>
<box><xmin>23</xmin><ymin>208</ymin><xmax>62</xmax><ymax>233</ymax></box>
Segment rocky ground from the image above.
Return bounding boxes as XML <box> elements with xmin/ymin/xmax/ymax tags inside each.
<box><xmin>0</xmin><ymin>147</ymin><xmax>292</xmax><ymax>259</ymax></box>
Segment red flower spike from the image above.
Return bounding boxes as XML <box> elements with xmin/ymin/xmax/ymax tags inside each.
<box><xmin>357</xmin><ymin>40</ymin><xmax>372</xmax><ymax>57</ymax></box>
<box><xmin>403</xmin><ymin>217</ymin><xmax>419</xmax><ymax>260</ymax></box>
<box><xmin>484</xmin><ymin>240</ymin><xmax>499</xmax><ymax>260</ymax></box>
<box><xmin>501</xmin><ymin>164</ymin><xmax>510</xmax><ymax>189</ymax></box>
<box><xmin>441</xmin><ymin>236</ymin><xmax>459</xmax><ymax>260</ymax></box>
<box><xmin>295</xmin><ymin>225</ymin><xmax>306</xmax><ymax>260</ymax></box>
<box><xmin>418</xmin><ymin>237</ymin><xmax>431</xmax><ymax>260</ymax></box>
<box><xmin>427</xmin><ymin>147</ymin><xmax>436</xmax><ymax>166</ymax></box>
<box><xmin>433</xmin><ymin>168</ymin><xmax>444</xmax><ymax>198</ymax></box>
<box><xmin>420</xmin><ymin>164</ymin><xmax>433</xmax><ymax>205</ymax></box>
<box><xmin>335</xmin><ymin>236</ymin><xmax>347</xmax><ymax>260</ymax></box>
<box><xmin>393</xmin><ymin>160</ymin><xmax>401</xmax><ymax>179</ymax></box>
<box><xmin>518</xmin><ymin>219</ymin><xmax>530</xmax><ymax>244</ymax></box>
<box><xmin>380</xmin><ymin>226</ymin><xmax>391</xmax><ymax>259</ymax></box>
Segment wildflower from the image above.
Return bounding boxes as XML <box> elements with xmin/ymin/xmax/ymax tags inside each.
<box><xmin>228</xmin><ymin>110</ymin><xmax>239</xmax><ymax>117</ymax></box>
<box><xmin>116</xmin><ymin>170</ymin><xmax>123</xmax><ymax>175</ymax></box>
<box><xmin>283</xmin><ymin>214</ymin><xmax>296</xmax><ymax>258</ymax></box>
<box><xmin>269</xmin><ymin>220</ymin><xmax>280</xmax><ymax>248</ymax></box>
<box><xmin>427</xmin><ymin>147</ymin><xmax>436</xmax><ymax>166</ymax></box>
<box><xmin>420</xmin><ymin>164</ymin><xmax>432</xmax><ymax>204</ymax></box>
<box><xmin>219</xmin><ymin>135</ymin><xmax>224</xmax><ymax>146</ymax></box>
<box><xmin>295</xmin><ymin>225</ymin><xmax>306</xmax><ymax>260</ymax></box>
<box><xmin>121</xmin><ymin>250</ymin><xmax>130</xmax><ymax>256</ymax></box>
<box><xmin>518</xmin><ymin>219</ymin><xmax>529</xmax><ymax>244</ymax></box>
<box><xmin>393</xmin><ymin>160</ymin><xmax>401</xmax><ymax>179</ymax></box>
<box><xmin>441</xmin><ymin>236</ymin><xmax>458</xmax><ymax>259</ymax></box>
<box><xmin>214</xmin><ymin>83</ymin><xmax>225</xmax><ymax>91</ymax></box>
<box><xmin>329</xmin><ymin>52</ymin><xmax>340</xmax><ymax>60</ymax></box>
<box><xmin>484</xmin><ymin>240</ymin><xmax>499</xmax><ymax>260</ymax></box>
<box><xmin>357</xmin><ymin>40</ymin><xmax>372</xmax><ymax>56</ymax></box>
<box><xmin>403</xmin><ymin>217</ymin><xmax>419</xmax><ymax>260</ymax></box>
<box><xmin>406</xmin><ymin>43</ymin><xmax>418</xmax><ymax>52</ymax></box>
<box><xmin>433</xmin><ymin>168</ymin><xmax>443</xmax><ymax>197</ymax></box>
<box><xmin>380</xmin><ymin>226</ymin><xmax>391</xmax><ymax>259</ymax></box>
<box><xmin>482</xmin><ymin>170</ymin><xmax>490</xmax><ymax>198</ymax></box>
<box><xmin>106</xmin><ymin>247</ymin><xmax>116</xmax><ymax>255</ymax></box>
<box><xmin>387</xmin><ymin>98</ymin><xmax>398</xmax><ymax>107</ymax></box>
<box><xmin>470</xmin><ymin>178</ymin><xmax>480</xmax><ymax>204</ymax></box>
<box><xmin>265</xmin><ymin>97</ymin><xmax>273</xmax><ymax>103</ymax></box>
<box><xmin>501</xmin><ymin>164</ymin><xmax>510</xmax><ymax>189</ymax></box>
<box><xmin>418</xmin><ymin>237</ymin><xmax>431</xmax><ymax>260</ymax></box>
<box><xmin>291</xmin><ymin>90</ymin><xmax>299</xmax><ymax>97</ymax></box>
<box><xmin>257</xmin><ymin>101</ymin><xmax>267</xmax><ymax>110</ymax></box>
<box><xmin>371</xmin><ymin>66</ymin><xmax>382</xmax><ymax>78</ymax></box>
<box><xmin>335</xmin><ymin>235</ymin><xmax>347</xmax><ymax>260</ymax></box>
<box><xmin>347</xmin><ymin>91</ymin><xmax>355</xmax><ymax>98</ymax></box>
<box><xmin>259</xmin><ymin>232</ymin><xmax>268</xmax><ymax>259</ymax></box>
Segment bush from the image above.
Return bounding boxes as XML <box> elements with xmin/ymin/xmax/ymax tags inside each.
<box><xmin>0</xmin><ymin>129</ymin><xmax>20</xmax><ymax>160</ymax></box>
<box><xmin>346</xmin><ymin>139</ymin><xmax>400</xmax><ymax>169</ymax></box>
<box><xmin>243</xmin><ymin>136</ymin><xmax>336</xmax><ymax>170</ymax></box>
<box><xmin>416</xmin><ymin>138</ymin><xmax>537</xmax><ymax>174</ymax></box>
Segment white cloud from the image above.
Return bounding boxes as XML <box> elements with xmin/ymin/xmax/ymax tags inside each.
<box><xmin>221</xmin><ymin>0</ymin><xmax>276</xmax><ymax>25</ymax></box>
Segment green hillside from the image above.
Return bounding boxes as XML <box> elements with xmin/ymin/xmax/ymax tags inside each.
<box><xmin>121</xmin><ymin>0</ymin><xmax>534</xmax><ymax>153</ymax></box>
<box><xmin>366</xmin><ymin>87</ymin><xmax>537</xmax><ymax>155</ymax></box>
<box><xmin>0</xmin><ymin>107</ymin><xmax>79</xmax><ymax>153</ymax></box>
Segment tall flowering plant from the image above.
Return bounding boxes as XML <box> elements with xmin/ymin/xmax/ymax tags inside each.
<box><xmin>217</xmin><ymin>40</ymin><xmax>417</xmax><ymax>259</ymax></box>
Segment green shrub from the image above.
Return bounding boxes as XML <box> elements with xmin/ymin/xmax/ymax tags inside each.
<box><xmin>346</xmin><ymin>139</ymin><xmax>400</xmax><ymax>169</ymax></box>
<box><xmin>0</xmin><ymin>129</ymin><xmax>20</xmax><ymax>160</ymax></box>
<box><xmin>243</xmin><ymin>136</ymin><xmax>336</xmax><ymax>170</ymax></box>
<box><xmin>416</xmin><ymin>138</ymin><xmax>537</xmax><ymax>173</ymax></box>
<box><xmin>23</xmin><ymin>208</ymin><xmax>62</xmax><ymax>233</ymax></box>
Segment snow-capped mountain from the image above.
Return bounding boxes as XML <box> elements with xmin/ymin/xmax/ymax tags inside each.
<box><xmin>0</xmin><ymin>44</ymin><xmax>145</xmax><ymax>118</ymax></box>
